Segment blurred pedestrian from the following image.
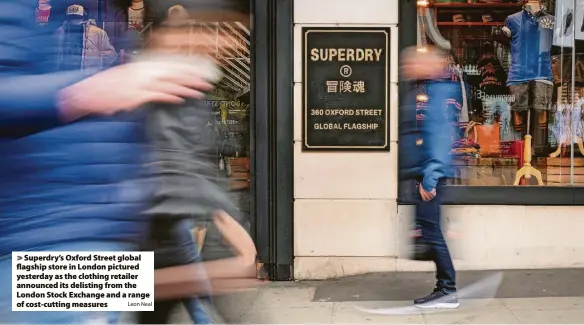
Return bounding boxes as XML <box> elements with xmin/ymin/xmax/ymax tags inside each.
<box><xmin>0</xmin><ymin>0</ymin><xmax>212</xmax><ymax>323</ymax></box>
<box><xmin>135</xmin><ymin>2</ymin><xmax>250</xmax><ymax>323</ymax></box>
<box><xmin>399</xmin><ymin>46</ymin><xmax>460</xmax><ymax>309</ymax></box>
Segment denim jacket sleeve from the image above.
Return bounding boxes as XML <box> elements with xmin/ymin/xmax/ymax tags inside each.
<box><xmin>420</xmin><ymin>80</ymin><xmax>459</xmax><ymax>191</ymax></box>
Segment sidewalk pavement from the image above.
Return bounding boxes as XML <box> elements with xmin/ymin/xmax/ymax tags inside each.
<box><xmin>162</xmin><ymin>269</ymin><xmax>584</xmax><ymax>324</ymax></box>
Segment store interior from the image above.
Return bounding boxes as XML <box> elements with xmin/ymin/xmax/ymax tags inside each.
<box><xmin>419</xmin><ymin>0</ymin><xmax>584</xmax><ymax>186</ymax></box>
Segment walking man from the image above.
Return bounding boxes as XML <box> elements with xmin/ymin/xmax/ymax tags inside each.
<box><xmin>399</xmin><ymin>46</ymin><xmax>460</xmax><ymax>309</ymax></box>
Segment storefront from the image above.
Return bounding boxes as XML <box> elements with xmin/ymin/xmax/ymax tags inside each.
<box><xmin>292</xmin><ymin>0</ymin><xmax>584</xmax><ymax>280</ymax></box>
<box><xmin>44</xmin><ymin>0</ymin><xmax>584</xmax><ymax>281</ymax></box>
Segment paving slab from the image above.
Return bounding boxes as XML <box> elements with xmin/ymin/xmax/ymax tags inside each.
<box><xmin>501</xmin><ymin>297</ymin><xmax>584</xmax><ymax>310</ymax></box>
<box><xmin>124</xmin><ymin>269</ymin><xmax>584</xmax><ymax>324</ymax></box>
<box><xmin>332</xmin><ymin>301</ymin><xmax>424</xmax><ymax>324</ymax></box>
<box><xmin>241</xmin><ymin>305</ymin><xmax>334</xmax><ymax>324</ymax></box>
<box><xmin>423</xmin><ymin>305</ymin><xmax>521</xmax><ymax>324</ymax></box>
<box><xmin>311</xmin><ymin>269</ymin><xmax>584</xmax><ymax>302</ymax></box>
<box><xmin>512</xmin><ymin>308</ymin><xmax>584</xmax><ymax>324</ymax></box>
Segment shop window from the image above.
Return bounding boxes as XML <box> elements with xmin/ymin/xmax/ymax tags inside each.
<box><xmin>43</xmin><ymin>0</ymin><xmax>252</xmax><ymax>220</ymax></box>
<box><xmin>416</xmin><ymin>0</ymin><xmax>584</xmax><ymax>187</ymax></box>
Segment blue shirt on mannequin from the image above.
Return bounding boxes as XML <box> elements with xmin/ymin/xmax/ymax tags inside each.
<box><xmin>504</xmin><ymin>8</ymin><xmax>555</xmax><ymax>86</ymax></box>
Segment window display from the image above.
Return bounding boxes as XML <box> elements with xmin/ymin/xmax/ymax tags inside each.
<box><xmin>48</xmin><ymin>0</ymin><xmax>253</xmax><ymax>227</ymax></box>
<box><xmin>418</xmin><ymin>0</ymin><xmax>584</xmax><ymax>186</ymax></box>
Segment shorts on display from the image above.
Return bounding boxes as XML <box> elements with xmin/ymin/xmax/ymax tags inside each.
<box><xmin>509</xmin><ymin>80</ymin><xmax>553</xmax><ymax>111</ymax></box>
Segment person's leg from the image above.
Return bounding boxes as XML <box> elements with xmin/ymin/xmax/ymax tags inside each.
<box><xmin>183</xmin><ymin>224</ymin><xmax>215</xmax><ymax>324</ymax></box>
<box><xmin>144</xmin><ymin>218</ymin><xmax>214</xmax><ymax>324</ymax></box>
<box><xmin>182</xmin><ymin>298</ymin><xmax>213</xmax><ymax>324</ymax></box>
<box><xmin>413</xmin><ymin>180</ymin><xmax>458</xmax><ymax>309</ymax></box>
<box><xmin>0</xmin><ymin>241</ymin><xmax>134</xmax><ymax>324</ymax></box>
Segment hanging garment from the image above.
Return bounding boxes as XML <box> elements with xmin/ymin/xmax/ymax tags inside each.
<box><xmin>483</xmin><ymin>97</ymin><xmax>521</xmax><ymax>141</ymax></box>
<box><xmin>550</xmin><ymin>101</ymin><xmax>584</xmax><ymax>145</ymax></box>
<box><xmin>477</xmin><ymin>55</ymin><xmax>508</xmax><ymax>96</ymax></box>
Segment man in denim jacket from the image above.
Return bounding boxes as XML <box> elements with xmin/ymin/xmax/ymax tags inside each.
<box><xmin>399</xmin><ymin>46</ymin><xmax>460</xmax><ymax>309</ymax></box>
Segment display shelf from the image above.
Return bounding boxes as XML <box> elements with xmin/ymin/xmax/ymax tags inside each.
<box><xmin>432</xmin><ymin>2</ymin><xmax>521</xmax><ymax>28</ymax></box>
<box><xmin>432</xmin><ymin>3</ymin><xmax>523</xmax><ymax>8</ymax></box>
<box><xmin>437</xmin><ymin>22</ymin><xmax>504</xmax><ymax>26</ymax></box>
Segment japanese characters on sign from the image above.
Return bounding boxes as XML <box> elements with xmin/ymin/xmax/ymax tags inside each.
<box><xmin>302</xmin><ymin>27</ymin><xmax>390</xmax><ymax>151</ymax></box>
<box><xmin>325</xmin><ymin>80</ymin><xmax>366</xmax><ymax>93</ymax></box>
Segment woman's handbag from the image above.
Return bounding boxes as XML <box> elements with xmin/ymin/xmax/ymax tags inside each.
<box><xmin>465</xmin><ymin>121</ymin><xmax>501</xmax><ymax>157</ymax></box>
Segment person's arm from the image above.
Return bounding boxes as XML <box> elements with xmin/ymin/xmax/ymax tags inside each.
<box><xmin>500</xmin><ymin>15</ymin><xmax>514</xmax><ymax>43</ymax></box>
<box><xmin>0</xmin><ymin>70</ymin><xmax>96</xmax><ymax>137</ymax></box>
<box><xmin>420</xmin><ymin>81</ymin><xmax>459</xmax><ymax>192</ymax></box>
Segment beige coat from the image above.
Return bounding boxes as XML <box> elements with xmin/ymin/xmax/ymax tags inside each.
<box><xmin>56</xmin><ymin>19</ymin><xmax>118</xmax><ymax>70</ymax></box>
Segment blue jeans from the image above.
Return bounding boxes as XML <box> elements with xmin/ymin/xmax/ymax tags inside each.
<box><xmin>416</xmin><ymin>180</ymin><xmax>457</xmax><ymax>294</ymax></box>
<box><xmin>0</xmin><ymin>241</ymin><xmax>134</xmax><ymax>324</ymax></box>
<box><xmin>184</xmin><ymin>297</ymin><xmax>213</xmax><ymax>324</ymax></box>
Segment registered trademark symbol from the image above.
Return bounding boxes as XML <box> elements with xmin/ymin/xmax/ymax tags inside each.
<box><xmin>340</xmin><ymin>65</ymin><xmax>352</xmax><ymax>77</ymax></box>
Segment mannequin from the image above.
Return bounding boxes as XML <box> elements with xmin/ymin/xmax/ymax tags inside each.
<box><xmin>56</xmin><ymin>5</ymin><xmax>118</xmax><ymax>70</ymax></box>
<box><xmin>503</xmin><ymin>0</ymin><xmax>554</xmax><ymax>185</ymax></box>
<box><xmin>36</xmin><ymin>0</ymin><xmax>51</xmax><ymax>25</ymax></box>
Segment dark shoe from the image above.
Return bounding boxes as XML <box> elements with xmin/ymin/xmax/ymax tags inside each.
<box><xmin>414</xmin><ymin>289</ymin><xmax>460</xmax><ymax>309</ymax></box>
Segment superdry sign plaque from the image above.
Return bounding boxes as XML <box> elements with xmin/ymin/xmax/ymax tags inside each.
<box><xmin>302</xmin><ymin>27</ymin><xmax>390</xmax><ymax>151</ymax></box>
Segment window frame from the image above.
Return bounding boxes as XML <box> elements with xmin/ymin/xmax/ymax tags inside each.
<box><xmin>397</xmin><ymin>0</ymin><xmax>584</xmax><ymax>206</ymax></box>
